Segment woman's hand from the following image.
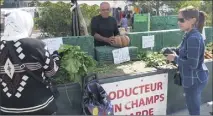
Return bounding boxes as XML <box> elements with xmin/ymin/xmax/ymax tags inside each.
<box><xmin>166</xmin><ymin>51</ymin><xmax>177</xmax><ymax>62</ymax></box>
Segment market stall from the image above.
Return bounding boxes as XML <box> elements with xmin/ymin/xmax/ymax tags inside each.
<box><xmin>41</xmin><ymin>31</ymin><xmax>212</xmax><ymax>115</ymax></box>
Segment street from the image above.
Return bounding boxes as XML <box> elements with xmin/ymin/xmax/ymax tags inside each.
<box><xmin>172</xmin><ymin>103</ymin><xmax>213</xmax><ymax>115</ymax></box>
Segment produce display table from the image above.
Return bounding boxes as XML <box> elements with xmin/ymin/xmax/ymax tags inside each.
<box><xmin>41</xmin><ymin>27</ymin><xmax>212</xmax><ymax>115</ymax></box>
<box><xmin>55</xmin><ymin>60</ymin><xmax>213</xmax><ymax>115</ymax></box>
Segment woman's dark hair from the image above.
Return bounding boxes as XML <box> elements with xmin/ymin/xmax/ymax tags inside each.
<box><xmin>127</xmin><ymin>13</ymin><xmax>131</xmax><ymax>19</ymax></box>
<box><xmin>122</xmin><ymin>13</ymin><xmax>126</xmax><ymax>18</ymax></box>
<box><xmin>179</xmin><ymin>6</ymin><xmax>206</xmax><ymax>33</ymax></box>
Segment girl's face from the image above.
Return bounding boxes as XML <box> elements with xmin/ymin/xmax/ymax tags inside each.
<box><xmin>178</xmin><ymin>12</ymin><xmax>196</xmax><ymax>32</ymax></box>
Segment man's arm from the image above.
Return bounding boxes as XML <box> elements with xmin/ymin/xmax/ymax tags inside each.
<box><xmin>94</xmin><ymin>33</ymin><xmax>109</xmax><ymax>43</ymax></box>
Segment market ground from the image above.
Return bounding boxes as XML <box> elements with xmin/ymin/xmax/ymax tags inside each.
<box><xmin>172</xmin><ymin>103</ymin><xmax>212</xmax><ymax>115</ymax></box>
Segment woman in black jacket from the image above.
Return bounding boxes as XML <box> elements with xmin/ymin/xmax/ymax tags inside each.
<box><xmin>0</xmin><ymin>9</ymin><xmax>59</xmax><ymax>115</ymax></box>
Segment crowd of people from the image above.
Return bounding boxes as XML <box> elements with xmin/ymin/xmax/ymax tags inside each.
<box><xmin>0</xmin><ymin>1</ymin><xmax>210</xmax><ymax>115</ymax></box>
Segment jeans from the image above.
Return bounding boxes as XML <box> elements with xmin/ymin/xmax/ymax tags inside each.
<box><xmin>183</xmin><ymin>78</ymin><xmax>208</xmax><ymax>115</ymax></box>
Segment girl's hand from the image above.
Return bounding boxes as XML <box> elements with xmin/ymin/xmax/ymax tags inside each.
<box><xmin>166</xmin><ymin>51</ymin><xmax>177</xmax><ymax>62</ymax></box>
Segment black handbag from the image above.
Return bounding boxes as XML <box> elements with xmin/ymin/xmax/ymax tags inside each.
<box><xmin>173</xmin><ymin>39</ymin><xmax>187</xmax><ymax>87</ymax></box>
<box><xmin>6</xmin><ymin>41</ymin><xmax>60</xmax><ymax>99</ymax></box>
<box><xmin>174</xmin><ymin>68</ymin><xmax>182</xmax><ymax>86</ymax></box>
<box><xmin>162</xmin><ymin>47</ymin><xmax>182</xmax><ymax>86</ymax></box>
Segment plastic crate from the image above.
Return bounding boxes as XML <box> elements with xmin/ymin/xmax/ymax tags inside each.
<box><xmin>128</xmin><ymin>29</ymin><xmax>184</xmax><ymax>51</ymax></box>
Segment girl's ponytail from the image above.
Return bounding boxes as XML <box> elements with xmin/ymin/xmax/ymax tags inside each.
<box><xmin>196</xmin><ymin>11</ymin><xmax>206</xmax><ymax>33</ymax></box>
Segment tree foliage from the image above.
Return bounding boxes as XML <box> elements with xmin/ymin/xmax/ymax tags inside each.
<box><xmin>35</xmin><ymin>0</ymin><xmax>211</xmax><ymax>36</ymax></box>
<box><xmin>79</xmin><ymin>3</ymin><xmax>99</xmax><ymax>33</ymax></box>
<box><xmin>131</xmin><ymin>0</ymin><xmax>212</xmax><ymax>26</ymax></box>
<box><xmin>0</xmin><ymin>0</ymin><xmax>4</xmax><ymax>5</ymax></box>
<box><xmin>173</xmin><ymin>0</ymin><xmax>201</xmax><ymax>12</ymax></box>
<box><xmin>200</xmin><ymin>1</ymin><xmax>212</xmax><ymax>26</ymax></box>
<box><xmin>173</xmin><ymin>0</ymin><xmax>212</xmax><ymax>26</ymax></box>
<box><xmin>28</xmin><ymin>0</ymin><xmax>41</xmax><ymax>7</ymax></box>
<box><xmin>36</xmin><ymin>1</ymin><xmax>99</xmax><ymax>37</ymax></box>
<box><xmin>131</xmin><ymin>0</ymin><xmax>176</xmax><ymax>15</ymax></box>
<box><xmin>36</xmin><ymin>2</ymin><xmax>72</xmax><ymax>37</ymax></box>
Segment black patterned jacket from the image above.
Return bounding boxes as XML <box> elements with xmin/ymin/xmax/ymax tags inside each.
<box><xmin>0</xmin><ymin>38</ymin><xmax>59</xmax><ymax>115</ymax></box>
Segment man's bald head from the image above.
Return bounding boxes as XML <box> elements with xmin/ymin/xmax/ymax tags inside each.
<box><xmin>100</xmin><ymin>2</ymin><xmax>110</xmax><ymax>8</ymax></box>
<box><xmin>100</xmin><ymin>2</ymin><xmax>111</xmax><ymax>18</ymax></box>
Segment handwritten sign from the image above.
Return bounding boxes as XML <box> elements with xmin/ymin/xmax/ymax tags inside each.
<box><xmin>42</xmin><ymin>37</ymin><xmax>63</xmax><ymax>54</ymax></box>
<box><xmin>101</xmin><ymin>73</ymin><xmax>168</xmax><ymax>115</ymax></box>
<box><xmin>112</xmin><ymin>47</ymin><xmax>130</xmax><ymax>64</ymax></box>
<box><xmin>142</xmin><ymin>35</ymin><xmax>155</xmax><ymax>48</ymax></box>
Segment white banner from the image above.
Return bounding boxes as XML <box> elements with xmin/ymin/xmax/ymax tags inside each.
<box><xmin>101</xmin><ymin>73</ymin><xmax>168</xmax><ymax>115</ymax></box>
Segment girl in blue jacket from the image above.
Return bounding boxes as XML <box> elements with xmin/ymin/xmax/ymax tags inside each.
<box><xmin>166</xmin><ymin>6</ymin><xmax>208</xmax><ymax>115</ymax></box>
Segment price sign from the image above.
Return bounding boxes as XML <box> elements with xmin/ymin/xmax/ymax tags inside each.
<box><xmin>142</xmin><ymin>35</ymin><xmax>155</xmax><ymax>48</ymax></box>
<box><xmin>112</xmin><ymin>47</ymin><xmax>130</xmax><ymax>64</ymax></box>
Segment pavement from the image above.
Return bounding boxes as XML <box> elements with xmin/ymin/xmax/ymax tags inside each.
<box><xmin>172</xmin><ymin>103</ymin><xmax>213</xmax><ymax>115</ymax></box>
<box><xmin>31</xmin><ymin>32</ymin><xmax>42</xmax><ymax>38</ymax></box>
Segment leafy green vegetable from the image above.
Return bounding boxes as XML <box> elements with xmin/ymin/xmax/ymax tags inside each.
<box><xmin>206</xmin><ymin>42</ymin><xmax>213</xmax><ymax>53</ymax></box>
<box><xmin>54</xmin><ymin>44</ymin><xmax>96</xmax><ymax>84</ymax></box>
<box><xmin>138</xmin><ymin>51</ymin><xmax>167</xmax><ymax>67</ymax></box>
